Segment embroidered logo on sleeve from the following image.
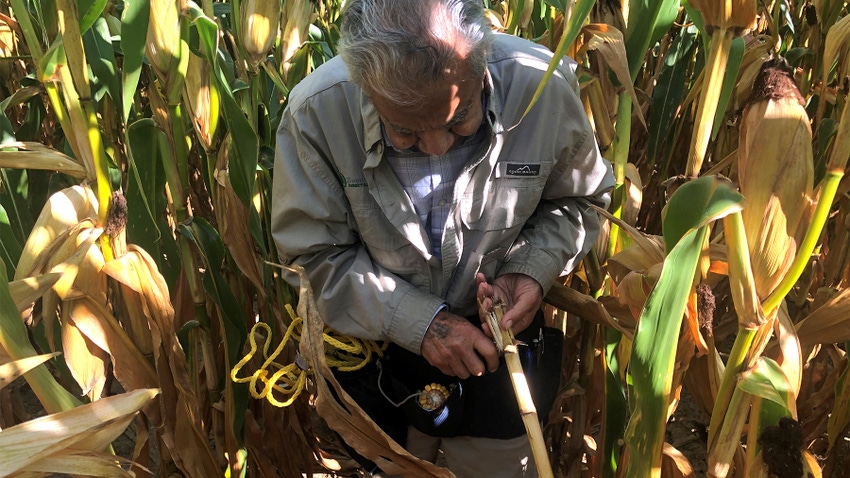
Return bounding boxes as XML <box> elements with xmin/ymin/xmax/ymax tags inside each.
<box><xmin>506</xmin><ymin>164</ymin><xmax>540</xmax><ymax>176</ymax></box>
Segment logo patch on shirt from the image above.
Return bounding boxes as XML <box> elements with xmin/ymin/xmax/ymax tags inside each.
<box><xmin>343</xmin><ymin>177</ymin><xmax>368</xmax><ymax>188</ymax></box>
<box><xmin>506</xmin><ymin>163</ymin><xmax>540</xmax><ymax>176</ymax></box>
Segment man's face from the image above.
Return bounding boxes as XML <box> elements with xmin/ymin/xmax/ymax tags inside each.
<box><xmin>371</xmin><ymin>67</ymin><xmax>485</xmax><ymax>156</ymax></box>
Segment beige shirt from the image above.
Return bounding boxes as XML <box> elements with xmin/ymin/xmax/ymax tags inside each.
<box><xmin>272</xmin><ymin>34</ymin><xmax>615</xmax><ymax>354</ymax></box>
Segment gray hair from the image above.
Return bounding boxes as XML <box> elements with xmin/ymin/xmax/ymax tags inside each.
<box><xmin>338</xmin><ymin>0</ymin><xmax>493</xmax><ymax>107</ymax></box>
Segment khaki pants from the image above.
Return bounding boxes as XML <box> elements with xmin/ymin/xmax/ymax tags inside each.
<box><xmin>404</xmin><ymin>426</ymin><xmax>537</xmax><ymax>478</ymax></box>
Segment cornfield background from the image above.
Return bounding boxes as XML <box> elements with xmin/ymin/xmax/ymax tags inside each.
<box><xmin>0</xmin><ymin>0</ymin><xmax>849</xmax><ymax>477</ymax></box>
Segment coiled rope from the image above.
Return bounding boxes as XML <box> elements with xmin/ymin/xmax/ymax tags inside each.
<box><xmin>231</xmin><ymin>303</ymin><xmax>385</xmax><ymax>407</ymax></box>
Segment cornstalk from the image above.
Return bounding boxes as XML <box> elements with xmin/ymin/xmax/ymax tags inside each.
<box><xmin>486</xmin><ymin>302</ymin><xmax>553</xmax><ymax>478</ymax></box>
<box><xmin>686</xmin><ymin>28</ymin><xmax>734</xmax><ymax>178</ymax></box>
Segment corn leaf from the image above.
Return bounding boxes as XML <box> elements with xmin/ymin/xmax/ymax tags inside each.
<box><xmin>625</xmin><ymin>176</ymin><xmax>743</xmax><ymax>478</ymax></box>
<box><xmin>794</xmin><ymin>287</ymin><xmax>850</xmax><ymax>348</ymax></box>
<box><xmin>0</xmin><ymin>258</ymin><xmax>81</xmax><ymax>414</ymax></box>
<box><xmin>82</xmin><ymin>17</ymin><xmax>121</xmax><ymax>105</ymax></box>
<box><xmin>0</xmin><ymin>388</ymin><xmax>158</xmax><ymax>476</ymax></box>
<box><xmin>827</xmin><ymin>360</ymin><xmax>850</xmax><ymax>452</ymax></box>
<box><xmin>0</xmin><ymin>353</ymin><xmax>60</xmax><ymax>391</ymax></box>
<box><xmin>0</xmin><ymin>203</ymin><xmax>23</xmax><ymax>273</ymax></box>
<box><xmin>517</xmin><ymin>0</ymin><xmax>595</xmax><ymax>122</ymax></box>
<box><xmin>77</xmin><ymin>0</ymin><xmax>108</xmax><ymax>34</ymax></box>
<box><xmin>648</xmin><ymin>24</ymin><xmax>698</xmax><ymax>165</ymax></box>
<box><xmin>8</xmin><ymin>272</ymin><xmax>62</xmax><ymax>313</ymax></box>
<box><xmin>177</xmin><ymin>218</ymin><xmax>249</xmax><ymax>440</ymax></box>
<box><xmin>119</xmin><ymin>0</ymin><xmax>150</xmax><ymax>122</ymax></box>
<box><xmin>625</xmin><ymin>0</ymin><xmax>680</xmax><ymax>80</ymax></box>
<box><xmin>14</xmin><ymin>450</ymin><xmax>136</xmax><ymax>477</ymax></box>
<box><xmin>738</xmin><ymin>357</ymin><xmax>796</xmax><ymax>416</ymax></box>
<box><xmin>124</xmin><ymin>118</ymin><xmax>181</xmax><ymax>285</ymax></box>
<box><xmin>662</xmin><ymin>176</ymin><xmax>744</xmax><ymax>253</ymax></box>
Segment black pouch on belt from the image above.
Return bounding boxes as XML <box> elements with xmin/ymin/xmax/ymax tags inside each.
<box><xmin>460</xmin><ymin>312</ymin><xmax>564</xmax><ymax>438</ymax></box>
<box><xmin>381</xmin><ymin>344</ymin><xmax>465</xmax><ymax>437</ymax></box>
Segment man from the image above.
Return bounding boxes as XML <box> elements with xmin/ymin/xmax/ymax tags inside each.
<box><xmin>271</xmin><ymin>0</ymin><xmax>614</xmax><ymax>476</ymax></box>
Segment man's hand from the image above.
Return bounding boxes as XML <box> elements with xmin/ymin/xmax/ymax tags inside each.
<box><xmin>476</xmin><ymin>273</ymin><xmax>543</xmax><ymax>337</ymax></box>
<box><xmin>420</xmin><ymin>310</ymin><xmax>499</xmax><ymax>378</ymax></box>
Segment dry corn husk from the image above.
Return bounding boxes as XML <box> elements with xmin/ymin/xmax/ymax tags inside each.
<box><xmin>738</xmin><ymin>59</ymin><xmax>813</xmax><ymax>301</ymax></box>
<box><xmin>690</xmin><ymin>0</ymin><xmax>757</xmax><ymax>35</ymax></box>
<box><xmin>241</xmin><ymin>0</ymin><xmax>281</xmax><ymax>71</ymax></box>
<box><xmin>14</xmin><ymin>185</ymin><xmax>98</xmax><ymax>281</ymax></box>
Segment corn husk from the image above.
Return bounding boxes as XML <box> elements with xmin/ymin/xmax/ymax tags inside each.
<box><xmin>182</xmin><ymin>51</ymin><xmax>220</xmax><ymax>153</ymax></box>
<box><xmin>280</xmin><ymin>0</ymin><xmax>312</xmax><ymax>82</ymax></box>
<box><xmin>738</xmin><ymin>59</ymin><xmax>814</xmax><ymax>301</ymax></box>
<box><xmin>690</xmin><ymin>0</ymin><xmax>757</xmax><ymax>35</ymax></box>
<box><xmin>241</xmin><ymin>0</ymin><xmax>281</xmax><ymax>71</ymax></box>
<box><xmin>146</xmin><ymin>0</ymin><xmax>188</xmax><ymax>102</ymax></box>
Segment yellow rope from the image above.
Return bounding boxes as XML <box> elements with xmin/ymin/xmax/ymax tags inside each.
<box><xmin>231</xmin><ymin>304</ymin><xmax>386</xmax><ymax>407</ymax></box>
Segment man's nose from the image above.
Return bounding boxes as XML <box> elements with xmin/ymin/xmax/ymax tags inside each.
<box><xmin>417</xmin><ymin>129</ymin><xmax>456</xmax><ymax>156</ymax></box>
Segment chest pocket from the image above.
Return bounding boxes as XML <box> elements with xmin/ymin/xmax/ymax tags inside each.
<box><xmin>347</xmin><ymin>187</ymin><xmax>421</xmax><ymax>274</ymax></box>
<box><xmin>461</xmin><ymin>175</ymin><xmax>545</xmax><ymax>231</ymax></box>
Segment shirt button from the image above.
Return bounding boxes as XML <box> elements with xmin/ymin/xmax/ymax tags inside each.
<box><xmin>438</xmin><ymin>199</ymin><xmax>447</xmax><ymax>206</ymax></box>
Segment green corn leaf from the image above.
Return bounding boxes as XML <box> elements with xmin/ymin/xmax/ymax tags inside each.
<box><xmin>603</xmin><ymin>329</ymin><xmax>628</xmax><ymax>476</ymax></box>
<box><xmin>625</xmin><ymin>176</ymin><xmax>743</xmax><ymax>478</ymax></box>
<box><xmin>0</xmin><ymin>204</ymin><xmax>22</xmax><ymax>274</ymax></box>
<box><xmin>625</xmin><ymin>0</ymin><xmax>680</xmax><ymax>80</ymax></box>
<box><xmin>517</xmin><ymin>0</ymin><xmax>596</xmax><ymax>122</ymax></box>
<box><xmin>648</xmin><ymin>25</ymin><xmax>698</xmax><ymax>164</ymax></box>
<box><xmin>625</xmin><ymin>223</ymin><xmax>706</xmax><ymax>478</ymax></box>
<box><xmin>0</xmin><ymin>260</ymin><xmax>81</xmax><ymax>414</ymax></box>
<box><xmin>662</xmin><ymin>175</ymin><xmax>744</xmax><ymax>253</ymax></box>
<box><xmin>542</xmin><ymin>0</ymin><xmax>566</xmax><ymax>12</ymax></box>
<box><xmin>82</xmin><ymin>17</ymin><xmax>121</xmax><ymax>105</ymax></box>
<box><xmin>738</xmin><ymin>357</ymin><xmax>796</xmax><ymax>415</ymax></box>
<box><xmin>125</xmin><ymin>118</ymin><xmax>181</xmax><ymax>286</ymax></box>
<box><xmin>0</xmin><ymin>111</ymin><xmax>14</xmax><ymax>144</ymax></box>
<box><xmin>77</xmin><ymin>0</ymin><xmax>108</xmax><ymax>34</ymax></box>
<box><xmin>120</xmin><ymin>0</ymin><xmax>150</xmax><ymax>122</ymax></box>
<box><xmin>177</xmin><ymin>218</ymin><xmax>249</xmax><ymax>440</ymax></box>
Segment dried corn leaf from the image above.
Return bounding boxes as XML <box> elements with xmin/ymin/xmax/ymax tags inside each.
<box><xmin>0</xmin><ymin>353</ymin><xmax>59</xmax><ymax>391</ymax></box>
<box><xmin>214</xmin><ymin>140</ymin><xmax>264</xmax><ymax>296</ymax></box>
<box><xmin>827</xmin><ymin>359</ymin><xmax>850</xmax><ymax>452</ymax></box>
<box><xmin>293</xmin><ymin>264</ymin><xmax>455</xmax><ymax>477</ymax></box>
<box><xmin>8</xmin><ymin>273</ymin><xmax>62</xmax><ymax>313</ymax></box>
<box><xmin>578</xmin><ymin>24</ymin><xmax>646</xmax><ymax>127</ymax></box>
<box><xmin>823</xmin><ymin>14</ymin><xmax>850</xmax><ymax>85</ymax></box>
<box><xmin>0</xmin><ymin>142</ymin><xmax>87</xmax><ymax>178</ymax></box>
<box><xmin>127</xmin><ymin>247</ymin><xmax>219</xmax><ymax>477</ymax></box>
<box><xmin>12</xmin><ymin>450</ymin><xmax>136</xmax><ymax>477</ymax></box>
<box><xmin>795</xmin><ymin>287</ymin><xmax>850</xmax><ymax>348</ymax></box>
<box><xmin>0</xmin><ymin>388</ymin><xmax>158</xmax><ymax>476</ymax></box>
<box><xmin>661</xmin><ymin>442</ymin><xmax>695</xmax><ymax>477</ymax></box>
